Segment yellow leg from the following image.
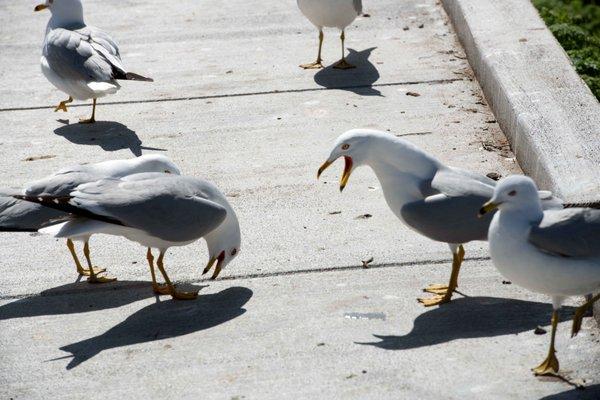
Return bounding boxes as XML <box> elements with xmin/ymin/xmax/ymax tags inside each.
<box><xmin>533</xmin><ymin>310</ymin><xmax>560</xmax><ymax>375</ymax></box>
<box><xmin>66</xmin><ymin>239</ymin><xmax>105</xmax><ymax>277</ymax></box>
<box><xmin>333</xmin><ymin>30</ymin><xmax>355</xmax><ymax>70</ymax></box>
<box><xmin>418</xmin><ymin>245</ymin><xmax>464</xmax><ymax>307</ymax></box>
<box><xmin>79</xmin><ymin>98</ymin><xmax>96</xmax><ymax>124</ymax></box>
<box><xmin>84</xmin><ymin>241</ymin><xmax>116</xmax><ymax>283</ymax></box>
<box><xmin>571</xmin><ymin>293</ymin><xmax>600</xmax><ymax>337</ymax></box>
<box><xmin>155</xmin><ymin>251</ymin><xmax>199</xmax><ymax>300</ymax></box>
<box><xmin>54</xmin><ymin>96</ymin><xmax>73</xmax><ymax>113</ymax></box>
<box><xmin>300</xmin><ymin>29</ymin><xmax>324</xmax><ymax>69</ymax></box>
<box><xmin>147</xmin><ymin>248</ymin><xmax>170</xmax><ymax>295</ymax></box>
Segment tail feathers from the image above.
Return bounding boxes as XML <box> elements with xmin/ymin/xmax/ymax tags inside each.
<box><xmin>40</xmin><ymin>219</ymin><xmax>109</xmax><ymax>239</ymax></box>
<box><xmin>124</xmin><ymin>72</ymin><xmax>153</xmax><ymax>82</ymax></box>
<box><xmin>13</xmin><ymin>195</ymin><xmax>124</xmax><ymax>227</ymax></box>
<box><xmin>564</xmin><ymin>202</ymin><xmax>600</xmax><ymax>210</ymax></box>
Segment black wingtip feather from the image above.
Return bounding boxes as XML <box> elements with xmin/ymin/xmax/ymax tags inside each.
<box><xmin>124</xmin><ymin>72</ymin><xmax>154</xmax><ymax>82</ymax></box>
<box><xmin>13</xmin><ymin>195</ymin><xmax>125</xmax><ymax>226</ymax></box>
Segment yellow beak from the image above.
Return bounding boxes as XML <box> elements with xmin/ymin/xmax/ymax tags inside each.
<box><xmin>203</xmin><ymin>251</ymin><xmax>225</xmax><ymax>280</ymax></box>
<box><xmin>478</xmin><ymin>201</ymin><xmax>498</xmax><ymax>218</ymax></box>
<box><xmin>317</xmin><ymin>156</ymin><xmax>353</xmax><ymax>192</ymax></box>
<box><xmin>34</xmin><ymin>4</ymin><xmax>48</xmax><ymax>11</ymax></box>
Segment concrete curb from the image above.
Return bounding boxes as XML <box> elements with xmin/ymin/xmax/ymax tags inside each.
<box><xmin>441</xmin><ymin>0</ymin><xmax>600</xmax><ymax>324</ymax></box>
<box><xmin>441</xmin><ymin>0</ymin><xmax>600</xmax><ymax>205</ymax></box>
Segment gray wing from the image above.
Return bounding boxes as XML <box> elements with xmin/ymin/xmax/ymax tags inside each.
<box><xmin>529</xmin><ymin>208</ymin><xmax>600</xmax><ymax>258</ymax></box>
<box><xmin>401</xmin><ymin>193</ymin><xmax>493</xmax><ymax>244</ymax></box>
<box><xmin>25</xmin><ymin>169</ymin><xmax>103</xmax><ymax>197</ymax></box>
<box><xmin>353</xmin><ymin>0</ymin><xmax>363</xmax><ymax>15</ymax></box>
<box><xmin>0</xmin><ymin>192</ymin><xmax>67</xmax><ymax>231</ymax></box>
<box><xmin>71</xmin><ymin>175</ymin><xmax>227</xmax><ymax>243</ymax></box>
<box><xmin>429</xmin><ymin>167</ymin><xmax>495</xmax><ymax>198</ymax></box>
<box><xmin>44</xmin><ymin>26</ymin><xmax>126</xmax><ymax>82</ymax></box>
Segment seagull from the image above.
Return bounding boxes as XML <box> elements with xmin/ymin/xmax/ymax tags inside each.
<box><xmin>1</xmin><ymin>155</ymin><xmax>180</xmax><ymax>283</ymax></box>
<box><xmin>35</xmin><ymin>0</ymin><xmax>153</xmax><ymax>123</ymax></box>
<box><xmin>297</xmin><ymin>0</ymin><xmax>363</xmax><ymax>69</ymax></box>
<box><xmin>480</xmin><ymin>175</ymin><xmax>600</xmax><ymax>376</ymax></box>
<box><xmin>317</xmin><ymin>129</ymin><xmax>562</xmax><ymax>306</ymax></box>
<box><xmin>17</xmin><ymin>173</ymin><xmax>241</xmax><ymax>300</ymax></box>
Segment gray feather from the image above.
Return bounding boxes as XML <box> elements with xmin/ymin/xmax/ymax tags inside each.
<box><xmin>0</xmin><ymin>194</ymin><xmax>67</xmax><ymax>231</ymax></box>
<box><xmin>353</xmin><ymin>0</ymin><xmax>363</xmax><ymax>15</ymax></box>
<box><xmin>529</xmin><ymin>208</ymin><xmax>600</xmax><ymax>258</ymax></box>
<box><xmin>70</xmin><ymin>174</ymin><xmax>228</xmax><ymax>243</ymax></box>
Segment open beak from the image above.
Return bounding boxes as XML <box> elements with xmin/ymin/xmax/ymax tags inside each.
<box><xmin>478</xmin><ymin>201</ymin><xmax>499</xmax><ymax>218</ymax></box>
<box><xmin>203</xmin><ymin>250</ymin><xmax>225</xmax><ymax>280</ymax></box>
<box><xmin>339</xmin><ymin>156</ymin><xmax>353</xmax><ymax>192</ymax></box>
<box><xmin>317</xmin><ymin>156</ymin><xmax>353</xmax><ymax>192</ymax></box>
<box><xmin>34</xmin><ymin>4</ymin><xmax>48</xmax><ymax>11</ymax></box>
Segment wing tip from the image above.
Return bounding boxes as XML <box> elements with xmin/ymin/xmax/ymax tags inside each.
<box><xmin>124</xmin><ymin>72</ymin><xmax>154</xmax><ymax>82</ymax></box>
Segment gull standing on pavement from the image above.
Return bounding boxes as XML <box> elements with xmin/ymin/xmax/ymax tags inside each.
<box><xmin>1</xmin><ymin>155</ymin><xmax>180</xmax><ymax>283</ymax></box>
<box><xmin>480</xmin><ymin>175</ymin><xmax>600</xmax><ymax>376</ymax></box>
<box><xmin>17</xmin><ymin>173</ymin><xmax>241</xmax><ymax>300</ymax></box>
<box><xmin>297</xmin><ymin>0</ymin><xmax>363</xmax><ymax>69</ymax></box>
<box><xmin>317</xmin><ymin>129</ymin><xmax>562</xmax><ymax>306</ymax></box>
<box><xmin>35</xmin><ymin>0</ymin><xmax>153</xmax><ymax>123</ymax></box>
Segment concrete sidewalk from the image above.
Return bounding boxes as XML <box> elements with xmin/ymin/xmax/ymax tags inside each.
<box><xmin>0</xmin><ymin>0</ymin><xmax>598</xmax><ymax>398</ymax></box>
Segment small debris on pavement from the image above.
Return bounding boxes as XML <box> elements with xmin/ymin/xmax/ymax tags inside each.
<box><xmin>403</xmin><ymin>26</ymin><xmax>409</xmax><ymax>31</ymax></box>
<box><xmin>317</xmin><ymin>342</ymin><xmax>325</xmax><ymax>346</ymax></box>
<box><xmin>418</xmin><ymin>23</ymin><xmax>424</xmax><ymax>28</ymax></box>
<box><xmin>361</xmin><ymin>257</ymin><xmax>374</xmax><ymax>268</ymax></box>
<box><xmin>355</xmin><ymin>213</ymin><xmax>372</xmax><ymax>219</ymax></box>
<box><xmin>487</xmin><ymin>172</ymin><xmax>502</xmax><ymax>181</ymax></box>
<box><xmin>501</xmin><ymin>280</ymin><xmax>512</xmax><ymax>284</ymax></box>
<box><xmin>534</xmin><ymin>326</ymin><xmax>547</xmax><ymax>335</ymax></box>
<box><xmin>406</xmin><ymin>91</ymin><xmax>421</xmax><ymax>97</ymax></box>
<box><xmin>362</xmin><ymin>13</ymin><xmax>371</xmax><ymax>18</ymax></box>
<box><xmin>346</xmin><ymin>374</ymin><xmax>357</xmax><ymax>379</ymax></box>
<box><xmin>23</xmin><ymin>155</ymin><xmax>56</xmax><ymax>162</ymax></box>
<box><xmin>328</xmin><ymin>211</ymin><xmax>342</xmax><ymax>215</ymax></box>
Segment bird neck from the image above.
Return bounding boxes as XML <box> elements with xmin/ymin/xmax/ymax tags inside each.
<box><xmin>48</xmin><ymin>7</ymin><xmax>85</xmax><ymax>30</ymax></box>
<box><xmin>495</xmin><ymin>205</ymin><xmax>543</xmax><ymax>239</ymax></box>
<box><xmin>363</xmin><ymin>137</ymin><xmax>442</xmax><ymax>207</ymax></box>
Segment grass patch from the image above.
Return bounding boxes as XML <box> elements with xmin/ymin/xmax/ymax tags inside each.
<box><xmin>533</xmin><ymin>0</ymin><xmax>600</xmax><ymax>99</ymax></box>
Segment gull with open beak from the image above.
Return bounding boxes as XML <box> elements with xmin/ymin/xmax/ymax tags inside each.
<box><xmin>318</xmin><ymin>129</ymin><xmax>562</xmax><ymax>306</ymax></box>
<box><xmin>17</xmin><ymin>173</ymin><xmax>241</xmax><ymax>300</ymax></box>
<box><xmin>480</xmin><ymin>175</ymin><xmax>600</xmax><ymax>376</ymax></box>
<box><xmin>35</xmin><ymin>0</ymin><xmax>153</xmax><ymax>123</ymax></box>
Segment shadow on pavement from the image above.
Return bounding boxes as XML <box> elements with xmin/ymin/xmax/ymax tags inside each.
<box><xmin>314</xmin><ymin>47</ymin><xmax>381</xmax><ymax>96</ymax></box>
<box><xmin>539</xmin><ymin>384</ymin><xmax>600</xmax><ymax>399</ymax></box>
<box><xmin>54</xmin><ymin>120</ymin><xmax>166</xmax><ymax>156</ymax></box>
<box><xmin>57</xmin><ymin>286</ymin><xmax>253</xmax><ymax>369</ymax></box>
<box><xmin>357</xmin><ymin>296</ymin><xmax>576</xmax><ymax>350</ymax></box>
<box><xmin>0</xmin><ymin>281</ymin><xmax>206</xmax><ymax>320</ymax></box>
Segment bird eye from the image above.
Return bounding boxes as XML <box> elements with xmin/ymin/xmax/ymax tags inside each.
<box><xmin>231</xmin><ymin>248</ymin><xmax>237</xmax><ymax>256</ymax></box>
<box><xmin>341</xmin><ymin>144</ymin><xmax>350</xmax><ymax>150</ymax></box>
<box><xmin>508</xmin><ymin>190</ymin><xmax>517</xmax><ymax>197</ymax></box>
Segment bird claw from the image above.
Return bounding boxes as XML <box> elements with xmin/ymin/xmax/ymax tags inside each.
<box><xmin>423</xmin><ymin>283</ymin><xmax>450</xmax><ymax>295</ymax></box>
<box><xmin>417</xmin><ymin>294</ymin><xmax>452</xmax><ymax>307</ymax></box>
<box><xmin>532</xmin><ymin>353</ymin><xmax>560</xmax><ymax>376</ymax></box>
<box><xmin>87</xmin><ymin>273</ymin><xmax>117</xmax><ymax>284</ymax></box>
<box><xmin>152</xmin><ymin>283</ymin><xmax>171</xmax><ymax>295</ymax></box>
<box><xmin>332</xmin><ymin>59</ymin><xmax>356</xmax><ymax>70</ymax></box>
<box><xmin>171</xmin><ymin>288</ymin><xmax>199</xmax><ymax>300</ymax></box>
<box><xmin>300</xmin><ymin>61</ymin><xmax>324</xmax><ymax>69</ymax></box>
<box><xmin>79</xmin><ymin>117</ymin><xmax>95</xmax><ymax>124</ymax></box>
<box><xmin>79</xmin><ymin>267</ymin><xmax>107</xmax><ymax>276</ymax></box>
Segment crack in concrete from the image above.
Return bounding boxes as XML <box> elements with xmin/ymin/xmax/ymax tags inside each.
<box><xmin>0</xmin><ymin>78</ymin><xmax>464</xmax><ymax>113</ymax></box>
<box><xmin>0</xmin><ymin>255</ymin><xmax>490</xmax><ymax>300</ymax></box>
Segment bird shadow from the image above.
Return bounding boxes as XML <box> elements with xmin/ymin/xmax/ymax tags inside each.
<box><xmin>0</xmin><ymin>280</ymin><xmax>201</xmax><ymax>321</ymax></box>
<box><xmin>54</xmin><ymin>120</ymin><xmax>166</xmax><ymax>156</ymax></box>
<box><xmin>54</xmin><ymin>286</ymin><xmax>253</xmax><ymax>369</ymax></box>
<box><xmin>314</xmin><ymin>47</ymin><xmax>382</xmax><ymax>96</ymax></box>
<box><xmin>539</xmin><ymin>384</ymin><xmax>600</xmax><ymax>399</ymax></box>
<box><xmin>357</xmin><ymin>296</ymin><xmax>576</xmax><ymax>350</ymax></box>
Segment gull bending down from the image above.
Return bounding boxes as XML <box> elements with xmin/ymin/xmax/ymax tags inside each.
<box><xmin>318</xmin><ymin>129</ymin><xmax>562</xmax><ymax>306</ymax></box>
<box><xmin>1</xmin><ymin>155</ymin><xmax>180</xmax><ymax>282</ymax></box>
<box><xmin>35</xmin><ymin>0</ymin><xmax>153</xmax><ymax>123</ymax></box>
<box><xmin>18</xmin><ymin>173</ymin><xmax>241</xmax><ymax>300</ymax></box>
<box><xmin>480</xmin><ymin>175</ymin><xmax>600</xmax><ymax>376</ymax></box>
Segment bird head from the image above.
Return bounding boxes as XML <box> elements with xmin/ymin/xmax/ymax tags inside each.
<box><xmin>479</xmin><ymin>175</ymin><xmax>542</xmax><ymax>217</ymax></box>
<box><xmin>202</xmin><ymin>204</ymin><xmax>241</xmax><ymax>280</ymax></box>
<box><xmin>35</xmin><ymin>0</ymin><xmax>84</xmax><ymax>26</ymax></box>
<box><xmin>132</xmin><ymin>154</ymin><xmax>182</xmax><ymax>176</ymax></box>
<box><xmin>317</xmin><ymin>129</ymin><xmax>379</xmax><ymax>192</ymax></box>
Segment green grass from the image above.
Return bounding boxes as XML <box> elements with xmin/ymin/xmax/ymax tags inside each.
<box><xmin>532</xmin><ymin>0</ymin><xmax>600</xmax><ymax>99</ymax></box>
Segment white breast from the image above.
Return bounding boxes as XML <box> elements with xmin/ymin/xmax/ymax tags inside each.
<box><xmin>297</xmin><ymin>0</ymin><xmax>359</xmax><ymax>29</ymax></box>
